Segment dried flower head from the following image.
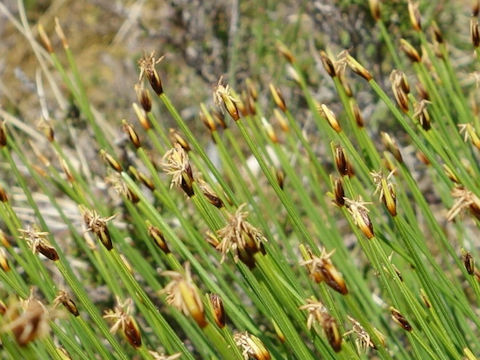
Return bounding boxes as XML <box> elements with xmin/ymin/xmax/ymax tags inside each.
<box><xmin>408</xmin><ymin>0</ymin><xmax>422</xmax><ymax>31</ymax></box>
<box><xmin>36</xmin><ymin>118</ymin><xmax>54</xmax><ymax>142</ymax></box>
<box><xmin>413</xmin><ymin>100</ymin><xmax>432</xmax><ymax>131</ymax></box>
<box><xmin>344</xmin><ymin>316</ymin><xmax>385</xmax><ymax>353</ymax></box>
<box><xmin>372</xmin><ymin>170</ymin><xmax>397</xmax><ymax>216</ymax></box>
<box><xmin>2</xmin><ymin>295</ymin><xmax>55</xmax><ymax>346</ymax></box>
<box><xmin>161</xmin><ymin>262</ymin><xmax>207</xmax><ymax>328</ymax></box>
<box><xmin>447</xmin><ymin>186</ymin><xmax>480</xmax><ymax>221</ymax></box>
<box><xmin>234</xmin><ymin>331</ymin><xmax>271</xmax><ymax>360</ymax></box>
<box><xmin>345</xmin><ymin>197</ymin><xmax>375</xmax><ymax>239</ymax></box>
<box><xmin>79</xmin><ymin>205</ymin><xmax>116</xmax><ymax>250</ymax></box>
<box><xmin>299</xmin><ymin>298</ymin><xmax>328</xmax><ymax>330</ymax></box>
<box><xmin>19</xmin><ymin>226</ymin><xmax>59</xmax><ymax>261</ymax></box>
<box><xmin>459</xmin><ymin>123</ymin><xmax>480</xmax><ymax>150</ymax></box>
<box><xmin>104</xmin><ymin>297</ymin><xmax>142</xmax><ymax>348</ymax></box>
<box><xmin>390</xmin><ymin>307</ymin><xmax>412</xmax><ymax>331</ymax></box>
<box><xmin>300</xmin><ymin>247</ymin><xmax>348</xmax><ymax>295</ymax></box>
<box><xmin>214</xmin><ymin>77</ymin><xmax>240</xmax><ymax>121</ymax></box>
<box><xmin>208</xmin><ymin>293</ymin><xmax>226</xmax><ymax>328</ymax></box>
<box><xmin>400</xmin><ymin>39</ymin><xmax>421</xmax><ymax>63</ymax></box>
<box><xmin>390</xmin><ymin>70</ymin><xmax>410</xmax><ymax>113</ymax></box>
<box><xmin>161</xmin><ymin>144</ymin><xmax>194</xmax><ymax>197</ymax></box>
<box><xmin>269</xmin><ymin>84</ymin><xmax>287</xmax><ymax>112</ymax></box>
<box><xmin>138</xmin><ymin>51</ymin><xmax>165</xmax><ymax>95</ymax></box>
<box><xmin>198</xmin><ymin>179</ymin><xmax>224</xmax><ymax>208</ymax></box>
<box><xmin>134</xmin><ymin>82</ymin><xmax>152</xmax><ymax>113</ymax></box>
<box><xmin>338</xmin><ymin>50</ymin><xmax>372</xmax><ymax>81</ymax></box>
<box><xmin>0</xmin><ymin>248</ymin><xmax>10</xmax><ymax>272</ymax></box>
<box><xmin>54</xmin><ymin>290</ymin><xmax>79</xmax><ymax>317</ymax></box>
<box><xmin>147</xmin><ymin>222</ymin><xmax>170</xmax><ymax>254</ymax></box>
<box><xmin>216</xmin><ymin>204</ymin><xmax>267</xmax><ymax>267</ymax></box>
<box><xmin>106</xmin><ymin>173</ymin><xmax>139</xmax><ymax>203</ymax></box>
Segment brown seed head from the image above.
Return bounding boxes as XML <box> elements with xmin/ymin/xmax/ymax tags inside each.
<box><xmin>345</xmin><ymin>197</ymin><xmax>374</xmax><ymax>239</ymax></box>
<box><xmin>54</xmin><ymin>291</ymin><xmax>79</xmax><ymax>317</ymax></box>
<box><xmin>198</xmin><ymin>179</ymin><xmax>224</xmax><ymax>208</ymax></box>
<box><xmin>0</xmin><ymin>248</ymin><xmax>10</xmax><ymax>272</ymax></box>
<box><xmin>323</xmin><ymin>313</ymin><xmax>342</xmax><ymax>352</ymax></box>
<box><xmin>381</xmin><ymin>132</ymin><xmax>403</xmax><ymax>163</ymax></box>
<box><xmin>212</xmin><ymin>110</ymin><xmax>227</xmax><ymax>129</ymax></box>
<box><xmin>276</xmin><ymin>42</ymin><xmax>295</xmax><ymax>64</ymax></box>
<box><xmin>462</xmin><ymin>250</ymin><xmax>475</xmax><ymax>275</ymax></box>
<box><xmin>320</xmin><ymin>104</ymin><xmax>341</xmax><ymax>132</ymax></box>
<box><xmin>79</xmin><ymin>206</ymin><xmax>116</xmax><ymax>250</ymax></box>
<box><xmin>431</xmin><ymin>22</ymin><xmax>444</xmax><ymax>44</ymax></box>
<box><xmin>169</xmin><ymin>128</ymin><xmax>190</xmax><ymax>152</ymax></box>
<box><xmin>472</xmin><ymin>19</ymin><xmax>480</xmax><ymax>48</ymax></box>
<box><xmin>134</xmin><ymin>83</ymin><xmax>152</xmax><ymax>113</ymax></box>
<box><xmin>54</xmin><ymin>18</ymin><xmax>69</xmax><ymax>49</ymax></box>
<box><xmin>200</xmin><ymin>108</ymin><xmax>216</xmax><ymax>133</ymax></box>
<box><xmin>372</xmin><ymin>171</ymin><xmax>397</xmax><ymax>216</ymax></box>
<box><xmin>400</xmin><ymin>39</ymin><xmax>421</xmax><ymax>62</ymax></box>
<box><xmin>0</xmin><ymin>183</ymin><xmax>8</xmax><ymax>203</ymax></box>
<box><xmin>162</xmin><ymin>263</ymin><xmax>207</xmax><ymax>328</ymax></box>
<box><xmin>344</xmin><ymin>316</ymin><xmax>379</xmax><ymax>353</ymax></box>
<box><xmin>273</xmin><ymin>109</ymin><xmax>289</xmax><ymax>133</ymax></box>
<box><xmin>269</xmin><ymin>84</ymin><xmax>287</xmax><ymax>112</ymax></box>
<box><xmin>474</xmin><ymin>0</ymin><xmax>480</xmax><ymax>16</ymax></box>
<box><xmin>0</xmin><ymin>121</ymin><xmax>7</xmax><ymax>147</ymax></box>
<box><xmin>138</xmin><ymin>52</ymin><xmax>164</xmax><ymax>95</ymax></box>
<box><xmin>262</xmin><ymin>117</ymin><xmax>278</xmax><ymax>143</ymax></box>
<box><xmin>300</xmin><ymin>247</ymin><xmax>348</xmax><ymax>295</ymax></box>
<box><xmin>234</xmin><ymin>332</ymin><xmax>271</xmax><ymax>360</ymax></box>
<box><xmin>459</xmin><ymin>123</ymin><xmax>480</xmax><ymax>150</ymax></box>
<box><xmin>104</xmin><ymin>298</ymin><xmax>142</xmax><ymax>348</ymax></box>
<box><xmin>214</xmin><ymin>77</ymin><xmax>240</xmax><ymax>121</ymax></box>
<box><xmin>208</xmin><ymin>293</ymin><xmax>226</xmax><ymax>328</ymax></box>
<box><xmin>369</xmin><ymin>0</ymin><xmax>381</xmax><ymax>21</ymax></box>
<box><xmin>122</xmin><ymin>120</ymin><xmax>141</xmax><ymax>149</ymax></box>
<box><xmin>147</xmin><ymin>223</ymin><xmax>170</xmax><ymax>253</ymax></box>
<box><xmin>320</xmin><ymin>51</ymin><xmax>337</xmax><ymax>77</ymax></box>
<box><xmin>19</xmin><ymin>226</ymin><xmax>59</xmax><ymax>261</ymax></box>
<box><xmin>132</xmin><ymin>103</ymin><xmax>151</xmax><ymax>130</ymax></box>
<box><xmin>350</xmin><ymin>101</ymin><xmax>364</xmax><ymax>127</ymax></box>
<box><xmin>38</xmin><ymin>24</ymin><xmax>53</xmax><ymax>53</ymax></box>
<box><xmin>216</xmin><ymin>204</ymin><xmax>267</xmax><ymax>266</ymax></box>
<box><xmin>390</xmin><ymin>307</ymin><xmax>412</xmax><ymax>331</ymax></box>
<box><xmin>413</xmin><ymin>100</ymin><xmax>431</xmax><ymax>131</ymax></box>
<box><xmin>100</xmin><ymin>150</ymin><xmax>123</xmax><ymax>173</ymax></box>
<box><xmin>408</xmin><ymin>0</ymin><xmax>422</xmax><ymax>31</ymax></box>
<box><xmin>341</xmin><ymin>51</ymin><xmax>373</xmax><ymax>81</ymax></box>
<box><xmin>161</xmin><ymin>144</ymin><xmax>195</xmax><ymax>197</ymax></box>
<box><xmin>332</xmin><ymin>177</ymin><xmax>345</xmax><ymax>207</ymax></box>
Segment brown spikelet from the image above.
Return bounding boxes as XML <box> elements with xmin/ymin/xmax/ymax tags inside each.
<box><xmin>209</xmin><ymin>294</ymin><xmax>226</xmax><ymax>328</ymax></box>
<box><xmin>269</xmin><ymin>84</ymin><xmax>287</xmax><ymax>112</ymax></box>
<box><xmin>390</xmin><ymin>307</ymin><xmax>412</xmax><ymax>331</ymax></box>
<box><xmin>147</xmin><ymin>223</ymin><xmax>170</xmax><ymax>254</ymax></box>
<box><xmin>54</xmin><ymin>291</ymin><xmax>79</xmax><ymax>317</ymax></box>
<box><xmin>400</xmin><ymin>39</ymin><xmax>421</xmax><ymax>62</ymax></box>
<box><xmin>122</xmin><ymin>120</ymin><xmax>141</xmax><ymax>149</ymax></box>
<box><xmin>38</xmin><ymin>25</ymin><xmax>53</xmax><ymax>53</ymax></box>
<box><xmin>408</xmin><ymin>0</ymin><xmax>422</xmax><ymax>31</ymax></box>
<box><xmin>320</xmin><ymin>51</ymin><xmax>336</xmax><ymax>77</ymax></box>
<box><xmin>369</xmin><ymin>0</ymin><xmax>381</xmax><ymax>21</ymax></box>
<box><xmin>100</xmin><ymin>150</ymin><xmax>123</xmax><ymax>173</ymax></box>
<box><xmin>471</xmin><ymin>19</ymin><xmax>480</xmax><ymax>48</ymax></box>
<box><xmin>138</xmin><ymin>52</ymin><xmax>164</xmax><ymax>95</ymax></box>
<box><xmin>0</xmin><ymin>121</ymin><xmax>7</xmax><ymax>147</ymax></box>
<box><xmin>462</xmin><ymin>250</ymin><xmax>475</xmax><ymax>275</ymax></box>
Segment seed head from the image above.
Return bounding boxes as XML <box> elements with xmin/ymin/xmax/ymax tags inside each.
<box><xmin>169</xmin><ymin>128</ymin><xmax>191</xmax><ymax>152</ymax></box>
<box><xmin>234</xmin><ymin>331</ymin><xmax>271</xmax><ymax>360</ymax></box>
<box><xmin>381</xmin><ymin>132</ymin><xmax>403</xmax><ymax>163</ymax></box>
<box><xmin>345</xmin><ymin>197</ymin><xmax>374</xmax><ymax>239</ymax></box>
<box><xmin>447</xmin><ymin>186</ymin><xmax>480</xmax><ymax>221</ymax></box>
<box><xmin>276</xmin><ymin>42</ymin><xmax>295</xmax><ymax>64</ymax></box>
<box><xmin>147</xmin><ymin>222</ymin><xmax>170</xmax><ymax>254</ymax></box>
<box><xmin>319</xmin><ymin>104</ymin><xmax>341</xmax><ymax>132</ymax></box>
<box><xmin>19</xmin><ymin>226</ymin><xmax>59</xmax><ymax>261</ymax></box>
<box><xmin>208</xmin><ymin>293</ymin><xmax>226</xmax><ymax>328</ymax></box>
<box><xmin>161</xmin><ymin>262</ymin><xmax>207</xmax><ymax>328</ymax></box>
<box><xmin>54</xmin><ymin>290</ymin><xmax>79</xmax><ymax>317</ymax></box>
<box><xmin>134</xmin><ymin>83</ymin><xmax>152</xmax><ymax>113</ymax></box>
<box><xmin>369</xmin><ymin>0</ymin><xmax>381</xmax><ymax>21</ymax></box>
<box><xmin>408</xmin><ymin>0</ymin><xmax>422</xmax><ymax>31</ymax></box>
<box><xmin>138</xmin><ymin>51</ymin><xmax>164</xmax><ymax>95</ymax></box>
<box><xmin>149</xmin><ymin>352</ymin><xmax>182</xmax><ymax>360</ymax></box>
<box><xmin>37</xmin><ymin>118</ymin><xmax>54</xmax><ymax>142</ymax></box>
<box><xmin>79</xmin><ymin>206</ymin><xmax>116</xmax><ymax>250</ymax></box>
<box><xmin>320</xmin><ymin>51</ymin><xmax>337</xmax><ymax>77</ymax></box>
<box><xmin>339</xmin><ymin>51</ymin><xmax>372</xmax><ymax>81</ymax></box>
<box><xmin>100</xmin><ymin>150</ymin><xmax>123</xmax><ymax>173</ymax></box>
<box><xmin>122</xmin><ymin>120</ymin><xmax>141</xmax><ymax>149</ymax></box>
<box><xmin>2</xmin><ymin>295</ymin><xmax>54</xmax><ymax>346</ymax></box>
<box><xmin>0</xmin><ymin>248</ymin><xmax>10</xmax><ymax>272</ymax></box>
<box><xmin>400</xmin><ymin>39</ymin><xmax>421</xmax><ymax>63</ymax></box>
<box><xmin>390</xmin><ymin>307</ymin><xmax>412</xmax><ymax>331</ymax></box>
<box><xmin>106</xmin><ymin>173</ymin><xmax>139</xmax><ymax>203</ymax></box>
<box><xmin>459</xmin><ymin>123</ymin><xmax>480</xmax><ymax>150</ymax></box>
<box><xmin>269</xmin><ymin>84</ymin><xmax>287</xmax><ymax>112</ymax></box>
<box><xmin>214</xmin><ymin>77</ymin><xmax>240</xmax><ymax>121</ymax></box>
<box><xmin>198</xmin><ymin>179</ymin><xmax>224</xmax><ymax>208</ymax></box>
<box><xmin>132</xmin><ymin>102</ymin><xmax>151</xmax><ymax>130</ymax></box>
<box><xmin>300</xmin><ymin>246</ymin><xmax>348</xmax><ymax>295</ymax></box>
<box><xmin>38</xmin><ymin>24</ymin><xmax>53</xmax><ymax>53</ymax></box>
<box><xmin>372</xmin><ymin>171</ymin><xmax>397</xmax><ymax>216</ymax></box>
<box><xmin>0</xmin><ymin>121</ymin><xmax>7</xmax><ymax>147</ymax></box>
<box><xmin>104</xmin><ymin>298</ymin><xmax>142</xmax><ymax>348</ymax></box>
<box><xmin>344</xmin><ymin>316</ymin><xmax>380</xmax><ymax>353</ymax></box>
<box><xmin>413</xmin><ymin>100</ymin><xmax>431</xmax><ymax>131</ymax></box>
<box><xmin>462</xmin><ymin>249</ymin><xmax>475</xmax><ymax>275</ymax></box>
<box><xmin>334</xmin><ymin>145</ymin><xmax>354</xmax><ymax>177</ymax></box>
<box><xmin>161</xmin><ymin>144</ymin><xmax>195</xmax><ymax>197</ymax></box>
<box><xmin>216</xmin><ymin>204</ymin><xmax>267</xmax><ymax>267</ymax></box>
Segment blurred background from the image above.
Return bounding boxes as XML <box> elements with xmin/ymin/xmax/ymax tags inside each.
<box><xmin>0</xmin><ymin>0</ymin><xmax>459</xmax><ymax>138</ymax></box>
